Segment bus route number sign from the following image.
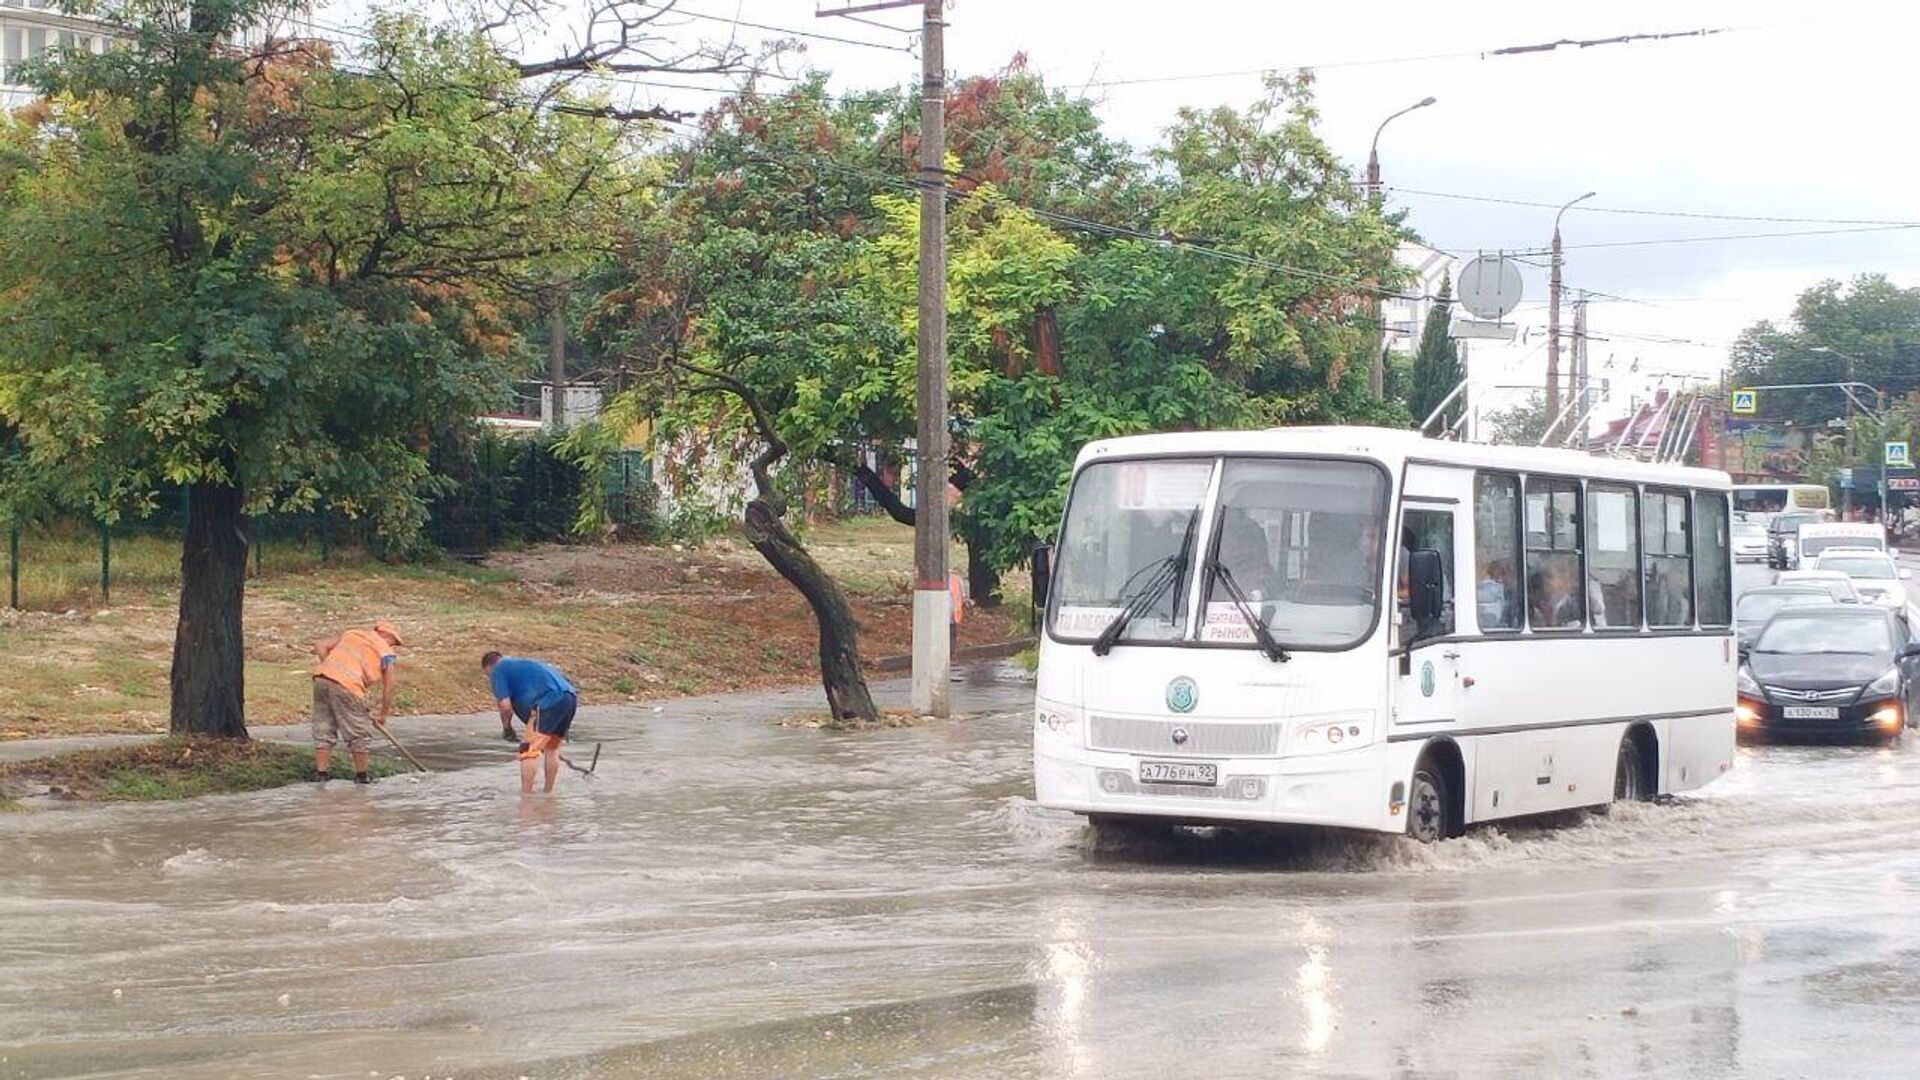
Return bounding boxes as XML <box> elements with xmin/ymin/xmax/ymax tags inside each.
<box><xmin>1730</xmin><ymin>389</ymin><xmax>1758</xmax><ymax>415</ymax></box>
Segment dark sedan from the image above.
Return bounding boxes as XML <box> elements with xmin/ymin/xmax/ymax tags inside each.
<box><xmin>1734</xmin><ymin>586</ymin><xmax>1837</xmax><ymax>651</ymax></box>
<box><xmin>1737</xmin><ymin>606</ymin><xmax>1920</xmax><ymax>743</ymax></box>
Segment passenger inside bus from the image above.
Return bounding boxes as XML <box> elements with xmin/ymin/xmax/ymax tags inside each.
<box><xmin>1477</xmin><ymin>558</ymin><xmax>1517</xmax><ymax>629</ymax></box>
<box><xmin>1529</xmin><ymin>563</ymin><xmax>1581</xmax><ymax>628</ymax></box>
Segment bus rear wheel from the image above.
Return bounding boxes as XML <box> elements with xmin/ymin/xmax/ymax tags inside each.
<box><xmin>1406</xmin><ymin>764</ymin><xmax>1454</xmax><ymax>844</ymax></box>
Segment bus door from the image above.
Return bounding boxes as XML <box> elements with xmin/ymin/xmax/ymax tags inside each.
<box><xmin>1393</xmin><ymin>465</ymin><xmax>1470</xmax><ymax>736</ymax></box>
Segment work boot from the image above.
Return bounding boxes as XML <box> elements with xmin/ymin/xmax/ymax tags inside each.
<box><xmin>353</xmin><ymin>772</ymin><xmax>371</xmax><ymax>785</ymax></box>
<box><xmin>312</xmin><ymin>770</ymin><xmax>331</xmax><ymax>783</ymax></box>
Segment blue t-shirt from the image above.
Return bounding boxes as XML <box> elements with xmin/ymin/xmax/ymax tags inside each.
<box><xmin>489</xmin><ymin>657</ymin><xmax>576</xmax><ymax>719</ymax></box>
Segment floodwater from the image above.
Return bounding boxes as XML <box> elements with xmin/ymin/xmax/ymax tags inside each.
<box><xmin>1</xmin><ymin>565</ymin><xmax>1917</xmax><ymax>1079</ymax></box>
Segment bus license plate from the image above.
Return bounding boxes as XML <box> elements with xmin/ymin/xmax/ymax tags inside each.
<box><xmin>1783</xmin><ymin>706</ymin><xmax>1840</xmax><ymax>719</ymax></box>
<box><xmin>1139</xmin><ymin>761</ymin><xmax>1218</xmax><ymax>786</ymax></box>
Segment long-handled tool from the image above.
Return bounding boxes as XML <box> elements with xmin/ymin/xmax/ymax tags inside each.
<box><xmin>559</xmin><ymin>743</ymin><xmax>601</xmax><ymax>778</ymax></box>
<box><xmin>376</xmin><ymin>723</ymin><xmax>430</xmax><ymax>773</ymax></box>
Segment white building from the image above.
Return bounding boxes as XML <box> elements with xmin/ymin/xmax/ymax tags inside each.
<box><xmin>1</xmin><ymin>0</ymin><xmax>110</xmax><ymax>109</ymax></box>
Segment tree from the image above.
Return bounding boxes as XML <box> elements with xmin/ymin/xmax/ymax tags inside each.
<box><xmin>1484</xmin><ymin>393</ymin><xmax>1551</xmax><ymax>446</ymax></box>
<box><xmin>1408</xmin><ymin>274</ymin><xmax>1461</xmax><ymax>432</ymax></box>
<box><xmin>1729</xmin><ymin>275</ymin><xmax>1920</xmax><ymax>428</ymax></box>
<box><xmin>0</xmin><ymin>4</ymin><xmax>626</xmax><ymax>735</ymax></box>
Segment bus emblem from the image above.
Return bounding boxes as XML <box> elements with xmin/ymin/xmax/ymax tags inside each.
<box><xmin>1171</xmin><ymin>727</ymin><xmax>1190</xmax><ymax>745</ymax></box>
<box><xmin>1166</xmin><ymin>676</ymin><xmax>1198</xmax><ymax>713</ymax></box>
<box><xmin>1420</xmin><ymin>661</ymin><xmax>1437</xmax><ymax>698</ymax></box>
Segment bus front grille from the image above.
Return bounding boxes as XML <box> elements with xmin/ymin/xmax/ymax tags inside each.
<box><xmin>1088</xmin><ymin>716</ymin><xmax>1282</xmax><ymax>757</ymax></box>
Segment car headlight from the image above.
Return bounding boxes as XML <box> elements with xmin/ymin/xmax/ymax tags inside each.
<box><xmin>1035</xmin><ymin>706</ymin><xmax>1080</xmax><ymax>740</ymax></box>
<box><xmin>1736</xmin><ymin>665</ymin><xmax>1763</xmax><ymax>697</ymax></box>
<box><xmin>1865</xmin><ymin>668</ymin><xmax>1900</xmax><ymax>696</ymax></box>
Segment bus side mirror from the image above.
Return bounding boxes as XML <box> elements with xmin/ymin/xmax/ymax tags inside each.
<box><xmin>1031</xmin><ymin>543</ymin><xmax>1054</xmax><ymax>607</ymax></box>
<box><xmin>1408</xmin><ymin>548</ymin><xmax>1445</xmax><ymax>624</ymax></box>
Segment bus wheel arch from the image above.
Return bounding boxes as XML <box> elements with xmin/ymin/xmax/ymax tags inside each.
<box><xmin>1614</xmin><ymin>723</ymin><xmax>1659</xmax><ymax>803</ymax></box>
<box><xmin>1407</xmin><ymin>739</ymin><xmax>1466</xmax><ymax>843</ymax></box>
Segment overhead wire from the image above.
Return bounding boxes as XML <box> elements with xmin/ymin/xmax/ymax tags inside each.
<box><xmin>1387</xmin><ymin>185</ymin><xmax>1920</xmax><ymax>228</ymax></box>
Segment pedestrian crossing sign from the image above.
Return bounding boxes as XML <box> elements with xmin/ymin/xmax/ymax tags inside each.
<box><xmin>1730</xmin><ymin>389</ymin><xmax>1758</xmax><ymax>415</ymax></box>
<box><xmin>1887</xmin><ymin>441</ymin><xmax>1911</xmax><ymax>467</ymax></box>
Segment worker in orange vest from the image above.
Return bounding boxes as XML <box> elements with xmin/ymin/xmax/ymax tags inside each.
<box><xmin>309</xmin><ymin>620</ymin><xmax>404</xmax><ymax>784</ymax></box>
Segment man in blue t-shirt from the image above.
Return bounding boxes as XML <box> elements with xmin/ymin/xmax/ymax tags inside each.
<box><xmin>482</xmin><ymin>652</ymin><xmax>580</xmax><ymax>793</ymax></box>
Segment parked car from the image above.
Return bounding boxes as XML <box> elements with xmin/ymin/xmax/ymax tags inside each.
<box><xmin>1795</xmin><ymin>522</ymin><xmax>1887</xmax><ymax>566</ymax></box>
<box><xmin>1808</xmin><ymin>550</ymin><xmax>1911</xmax><ymax>623</ymax></box>
<box><xmin>1734</xmin><ymin>586</ymin><xmax>1838</xmax><ymax>650</ymax></box>
<box><xmin>1736</xmin><ymin>605</ymin><xmax>1919</xmax><ymax>743</ymax></box>
<box><xmin>1732</xmin><ymin>520</ymin><xmax>1770</xmax><ymax>562</ymax></box>
<box><xmin>1773</xmin><ymin>570</ymin><xmax>1863</xmax><ymax>604</ymax></box>
<box><xmin>1768</xmin><ymin>510</ymin><xmax>1828</xmax><ymax>569</ymax></box>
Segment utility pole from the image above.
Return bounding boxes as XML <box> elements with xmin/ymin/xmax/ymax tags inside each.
<box><xmin>1571</xmin><ymin>293</ymin><xmax>1588</xmax><ymax>450</ymax></box>
<box><xmin>1547</xmin><ymin>191</ymin><xmax>1595</xmax><ymax>443</ymax></box>
<box><xmin>547</xmin><ymin>289</ymin><xmax>567</xmax><ymax>431</ymax></box>
<box><xmin>1363</xmin><ymin>96</ymin><xmax>1436</xmax><ymax>398</ymax></box>
<box><xmin>821</xmin><ymin>0</ymin><xmax>950</xmax><ymax>716</ymax></box>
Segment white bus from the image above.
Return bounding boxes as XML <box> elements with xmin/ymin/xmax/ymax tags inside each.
<box><xmin>1732</xmin><ymin>482</ymin><xmax>1830</xmax><ymax>519</ymax></box>
<box><xmin>1031</xmin><ymin>427</ymin><xmax>1737</xmax><ymax>842</ymax></box>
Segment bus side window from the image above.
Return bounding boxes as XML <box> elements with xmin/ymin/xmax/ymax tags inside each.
<box><xmin>1474</xmin><ymin>472</ymin><xmax>1522</xmax><ymax>631</ymax></box>
<box><xmin>1525</xmin><ymin>477</ymin><xmax>1584</xmax><ymax>630</ymax></box>
<box><xmin>1644</xmin><ymin>490</ymin><xmax>1694</xmax><ymax>627</ymax></box>
<box><xmin>1695</xmin><ymin>491</ymin><xmax>1732</xmax><ymax>627</ymax></box>
<box><xmin>1400</xmin><ymin>508</ymin><xmax>1455</xmax><ymax>642</ymax></box>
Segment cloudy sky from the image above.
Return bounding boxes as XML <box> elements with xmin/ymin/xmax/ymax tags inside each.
<box><xmin>331</xmin><ymin>0</ymin><xmax>1920</xmax><ymax>421</ymax></box>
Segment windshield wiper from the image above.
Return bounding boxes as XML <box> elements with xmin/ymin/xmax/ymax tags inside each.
<box><xmin>1208</xmin><ymin>561</ymin><xmax>1290</xmax><ymax>663</ymax></box>
<box><xmin>1092</xmin><ymin>509</ymin><xmax>1200</xmax><ymax>656</ymax></box>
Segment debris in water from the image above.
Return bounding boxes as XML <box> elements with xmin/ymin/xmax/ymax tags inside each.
<box><xmin>278</xmin><ymin>993</ymin><xmax>291</xmax><ymax>1007</ymax></box>
<box><xmin>111</xmin><ymin>987</ymin><xmax>122</xmax><ymax>1000</ymax></box>
<box><xmin>1620</xmin><ymin>1006</ymin><xmax>1640</xmax><ymax>1017</ymax></box>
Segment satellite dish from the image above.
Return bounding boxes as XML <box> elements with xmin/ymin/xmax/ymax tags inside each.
<box><xmin>1458</xmin><ymin>255</ymin><xmax>1524</xmax><ymax>320</ymax></box>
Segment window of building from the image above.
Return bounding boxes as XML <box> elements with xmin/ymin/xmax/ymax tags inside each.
<box><xmin>1643</xmin><ymin>489</ymin><xmax>1693</xmax><ymax>627</ymax></box>
<box><xmin>1525</xmin><ymin>477</ymin><xmax>1584</xmax><ymax>630</ymax></box>
<box><xmin>1695</xmin><ymin>491</ymin><xmax>1732</xmax><ymax>627</ymax></box>
<box><xmin>1474</xmin><ymin>472</ymin><xmax>1522</xmax><ymax>631</ymax></box>
<box><xmin>1586</xmin><ymin>483</ymin><xmax>1640</xmax><ymax>629</ymax></box>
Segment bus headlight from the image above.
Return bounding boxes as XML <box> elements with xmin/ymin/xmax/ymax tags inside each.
<box><xmin>1036</xmin><ymin>706</ymin><xmax>1081</xmax><ymax>741</ymax></box>
<box><xmin>1296</xmin><ymin>720</ymin><xmax>1364</xmax><ymax>749</ymax></box>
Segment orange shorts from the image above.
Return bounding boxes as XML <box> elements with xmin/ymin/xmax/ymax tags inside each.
<box><xmin>517</xmin><ymin>731</ymin><xmax>565</xmax><ymax>760</ymax></box>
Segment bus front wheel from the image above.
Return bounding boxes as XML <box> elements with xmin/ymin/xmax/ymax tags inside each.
<box><xmin>1407</xmin><ymin>763</ymin><xmax>1455</xmax><ymax>844</ymax></box>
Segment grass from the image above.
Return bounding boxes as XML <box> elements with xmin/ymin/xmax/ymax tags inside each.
<box><xmin>0</xmin><ymin>737</ymin><xmax>409</xmax><ymax>803</ymax></box>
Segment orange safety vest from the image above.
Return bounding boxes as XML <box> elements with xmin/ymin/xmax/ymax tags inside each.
<box><xmin>313</xmin><ymin>628</ymin><xmax>392</xmax><ymax>699</ymax></box>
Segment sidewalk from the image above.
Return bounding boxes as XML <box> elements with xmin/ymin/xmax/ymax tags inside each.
<box><xmin>0</xmin><ymin>662</ymin><xmax>1038</xmax><ymax>769</ymax></box>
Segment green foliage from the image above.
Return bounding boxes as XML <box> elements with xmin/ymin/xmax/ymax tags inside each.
<box><xmin>1408</xmin><ymin>275</ymin><xmax>1462</xmax><ymax>431</ymax></box>
<box><xmin>0</xmin><ymin>4</ymin><xmax>628</xmax><ymax>540</ymax></box>
<box><xmin>1484</xmin><ymin>393</ymin><xmax>1551</xmax><ymax>446</ymax></box>
<box><xmin>1730</xmin><ymin>275</ymin><xmax>1920</xmax><ymax>428</ymax></box>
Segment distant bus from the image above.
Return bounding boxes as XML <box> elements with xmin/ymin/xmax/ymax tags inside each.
<box><xmin>1031</xmin><ymin>427</ymin><xmax>1736</xmax><ymax>843</ymax></box>
<box><xmin>1733</xmin><ymin>483</ymin><xmax>1830</xmax><ymax>518</ymax></box>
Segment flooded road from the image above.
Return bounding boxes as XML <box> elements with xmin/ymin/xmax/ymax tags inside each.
<box><xmin>4</xmin><ymin>657</ymin><xmax>1920</xmax><ymax>1079</ymax></box>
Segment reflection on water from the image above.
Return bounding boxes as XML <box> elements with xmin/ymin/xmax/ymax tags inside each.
<box><xmin>2</xmin><ymin>681</ymin><xmax>1918</xmax><ymax>1079</ymax></box>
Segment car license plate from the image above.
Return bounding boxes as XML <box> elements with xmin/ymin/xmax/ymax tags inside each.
<box><xmin>1139</xmin><ymin>761</ymin><xmax>1218</xmax><ymax>786</ymax></box>
<box><xmin>1782</xmin><ymin>706</ymin><xmax>1840</xmax><ymax>719</ymax></box>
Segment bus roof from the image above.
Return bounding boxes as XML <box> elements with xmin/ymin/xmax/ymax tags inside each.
<box><xmin>1074</xmin><ymin>426</ymin><xmax>1731</xmax><ymax>490</ymax></box>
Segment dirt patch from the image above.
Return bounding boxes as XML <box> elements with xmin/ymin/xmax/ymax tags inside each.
<box><xmin>0</xmin><ymin>738</ymin><xmax>407</xmax><ymax>802</ymax></box>
<box><xmin>1</xmin><ymin>519</ymin><xmax>1027</xmax><ymax>739</ymax></box>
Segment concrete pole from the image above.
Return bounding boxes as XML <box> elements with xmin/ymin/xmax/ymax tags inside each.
<box><xmin>1546</xmin><ymin>192</ymin><xmax>1594</xmax><ymax>445</ymax></box>
<box><xmin>1571</xmin><ymin>294</ymin><xmax>1588</xmax><ymax>450</ymax></box>
<box><xmin>911</xmin><ymin>0</ymin><xmax>951</xmax><ymax>717</ymax></box>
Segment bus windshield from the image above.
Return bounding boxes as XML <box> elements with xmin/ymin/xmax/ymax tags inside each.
<box><xmin>1049</xmin><ymin>456</ymin><xmax>1388</xmax><ymax>649</ymax></box>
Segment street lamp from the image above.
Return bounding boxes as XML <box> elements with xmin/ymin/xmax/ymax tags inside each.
<box><xmin>1367</xmin><ymin>96</ymin><xmax>1437</xmax><ymax>200</ymax></box>
<box><xmin>1546</xmin><ymin>190</ymin><xmax>1596</xmax><ymax>439</ymax></box>
<box><xmin>1364</xmin><ymin>95</ymin><xmax>1436</xmax><ymax>397</ymax></box>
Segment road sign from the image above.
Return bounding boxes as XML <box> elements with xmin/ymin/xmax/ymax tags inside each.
<box><xmin>1887</xmin><ymin>441</ymin><xmax>1912</xmax><ymax>467</ymax></box>
<box><xmin>1730</xmin><ymin>389</ymin><xmax>1758</xmax><ymax>415</ymax></box>
<box><xmin>1458</xmin><ymin>255</ymin><xmax>1524</xmax><ymax>320</ymax></box>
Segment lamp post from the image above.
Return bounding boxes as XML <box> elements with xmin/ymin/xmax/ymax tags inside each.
<box><xmin>1546</xmin><ymin>191</ymin><xmax>1596</xmax><ymax>439</ymax></box>
<box><xmin>1364</xmin><ymin>95</ymin><xmax>1436</xmax><ymax>398</ymax></box>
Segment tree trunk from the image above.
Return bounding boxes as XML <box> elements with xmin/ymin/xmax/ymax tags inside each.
<box><xmin>966</xmin><ymin>536</ymin><xmax>1002</xmax><ymax>610</ymax></box>
<box><xmin>743</xmin><ymin>497</ymin><xmax>879</xmax><ymax>724</ymax></box>
<box><xmin>170</xmin><ymin>480</ymin><xmax>250</xmax><ymax>738</ymax></box>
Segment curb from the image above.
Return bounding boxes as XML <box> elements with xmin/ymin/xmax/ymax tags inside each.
<box><xmin>871</xmin><ymin>638</ymin><xmax>1033</xmax><ymax>674</ymax></box>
